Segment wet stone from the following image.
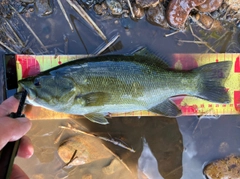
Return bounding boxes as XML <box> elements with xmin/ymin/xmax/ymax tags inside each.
<box><xmin>146</xmin><ymin>3</ymin><xmax>169</xmax><ymax>29</ymax></box>
<box><xmin>106</xmin><ymin>0</ymin><xmax>123</xmax><ymax>15</ymax></box>
<box><xmin>225</xmin><ymin>0</ymin><xmax>240</xmax><ymax>11</ymax></box>
<box><xmin>132</xmin><ymin>3</ymin><xmax>145</xmax><ymax>19</ymax></box>
<box><xmin>204</xmin><ymin>155</ymin><xmax>240</xmax><ymax>179</ymax></box>
<box><xmin>166</xmin><ymin>0</ymin><xmax>206</xmax><ymax>28</ymax></box>
<box><xmin>193</xmin><ymin>13</ymin><xmax>223</xmax><ymax>31</ymax></box>
<box><xmin>197</xmin><ymin>0</ymin><xmax>223</xmax><ymax>12</ymax></box>
<box><xmin>94</xmin><ymin>3</ymin><xmax>108</xmax><ymax>15</ymax></box>
<box><xmin>58</xmin><ymin>135</ymin><xmax>112</xmax><ymax>166</ymax></box>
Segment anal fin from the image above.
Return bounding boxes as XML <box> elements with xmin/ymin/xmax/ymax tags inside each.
<box><xmin>84</xmin><ymin>113</ymin><xmax>109</xmax><ymax>125</ymax></box>
<box><xmin>149</xmin><ymin>99</ymin><xmax>181</xmax><ymax>117</ymax></box>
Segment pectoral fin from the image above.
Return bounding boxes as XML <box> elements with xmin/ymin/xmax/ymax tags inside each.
<box><xmin>84</xmin><ymin>113</ymin><xmax>109</xmax><ymax>125</ymax></box>
<box><xmin>149</xmin><ymin>99</ymin><xmax>181</xmax><ymax>117</ymax></box>
<box><xmin>75</xmin><ymin>92</ymin><xmax>111</xmax><ymax>106</ymax></box>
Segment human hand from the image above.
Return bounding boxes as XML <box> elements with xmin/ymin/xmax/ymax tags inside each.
<box><xmin>0</xmin><ymin>96</ymin><xmax>33</xmax><ymax>179</ymax></box>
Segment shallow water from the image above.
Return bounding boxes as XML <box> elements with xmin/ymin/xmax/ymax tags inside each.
<box><xmin>1</xmin><ymin>0</ymin><xmax>240</xmax><ymax>178</ymax></box>
<box><xmin>16</xmin><ymin>116</ymin><xmax>182</xmax><ymax>179</ymax></box>
<box><xmin>4</xmin><ymin>0</ymin><xmax>239</xmax><ymax>55</ymax></box>
<box><xmin>178</xmin><ymin>115</ymin><xmax>240</xmax><ymax>179</ymax></box>
<box><xmin>15</xmin><ymin>114</ymin><xmax>240</xmax><ymax>179</ymax></box>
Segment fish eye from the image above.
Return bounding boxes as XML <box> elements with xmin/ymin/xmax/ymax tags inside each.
<box><xmin>34</xmin><ymin>79</ymin><xmax>41</xmax><ymax>87</ymax></box>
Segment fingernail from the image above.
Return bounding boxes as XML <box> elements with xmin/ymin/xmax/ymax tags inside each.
<box><xmin>18</xmin><ymin>117</ymin><xmax>29</xmax><ymax>123</ymax></box>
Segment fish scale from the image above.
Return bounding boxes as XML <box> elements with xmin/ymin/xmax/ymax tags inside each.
<box><xmin>73</xmin><ymin>61</ymin><xmax>192</xmax><ymax>107</ymax></box>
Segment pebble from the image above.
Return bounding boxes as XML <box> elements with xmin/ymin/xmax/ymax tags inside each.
<box><xmin>146</xmin><ymin>3</ymin><xmax>169</xmax><ymax>29</ymax></box>
<box><xmin>58</xmin><ymin>135</ymin><xmax>112</xmax><ymax>166</ymax></box>
<box><xmin>204</xmin><ymin>155</ymin><xmax>240</xmax><ymax>179</ymax></box>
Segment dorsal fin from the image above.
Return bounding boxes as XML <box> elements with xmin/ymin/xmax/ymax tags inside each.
<box><xmin>133</xmin><ymin>47</ymin><xmax>171</xmax><ymax>69</ymax></box>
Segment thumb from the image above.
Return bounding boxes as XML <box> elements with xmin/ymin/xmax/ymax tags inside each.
<box><xmin>10</xmin><ymin>164</ymin><xmax>29</xmax><ymax>179</ymax></box>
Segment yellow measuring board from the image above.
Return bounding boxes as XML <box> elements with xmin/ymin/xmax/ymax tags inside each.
<box><xmin>15</xmin><ymin>53</ymin><xmax>240</xmax><ymax>117</ymax></box>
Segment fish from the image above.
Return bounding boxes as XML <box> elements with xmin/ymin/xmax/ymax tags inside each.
<box><xmin>18</xmin><ymin>48</ymin><xmax>232</xmax><ymax>124</ymax></box>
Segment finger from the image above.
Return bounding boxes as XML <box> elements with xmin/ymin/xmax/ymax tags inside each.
<box><xmin>17</xmin><ymin>136</ymin><xmax>34</xmax><ymax>159</ymax></box>
<box><xmin>0</xmin><ymin>117</ymin><xmax>32</xmax><ymax>150</ymax></box>
<box><xmin>0</xmin><ymin>96</ymin><xmax>19</xmax><ymax>117</ymax></box>
<box><xmin>10</xmin><ymin>164</ymin><xmax>29</xmax><ymax>179</ymax></box>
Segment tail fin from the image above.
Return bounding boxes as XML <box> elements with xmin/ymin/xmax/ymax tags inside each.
<box><xmin>194</xmin><ymin>61</ymin><xmax>232</xmax><ymax>103</ymax></box>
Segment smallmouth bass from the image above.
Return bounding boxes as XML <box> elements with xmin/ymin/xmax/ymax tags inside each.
<box><xmin>18</xmin><ymin>49</ymin><xmax>232</xmax><ymax>124</ymax></box>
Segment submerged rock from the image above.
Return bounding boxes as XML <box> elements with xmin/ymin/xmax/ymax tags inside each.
<box><xmin>58</xmin><ymin>135</ymin><xmax>112</xmax><ymax>166</ymax></box>
<box><xmin>102</xmin><ymin>158</ymin><xmax>122</xmax><ymax>175</ymax></box>
<box><xmin>204</xmin><ymin>155</ymin><xmax>240</xmax><ymax>179</ymax></box>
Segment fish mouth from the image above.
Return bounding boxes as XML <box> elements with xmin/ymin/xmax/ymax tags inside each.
<box><xmin>18</xmin><ymin>82</ymin><xmax>36</xmax><ymax>101</ymax></box>
<box><xmin>14</xmin><ymin>91</ymin><xmax>24</xmax><ymax>100</ymax></box>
